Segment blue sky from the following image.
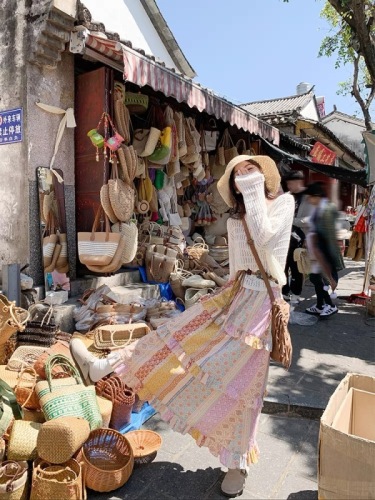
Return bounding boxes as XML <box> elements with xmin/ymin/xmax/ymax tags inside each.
<box><xmin>157</xmin><ymin>0</ymin><xmax>370</xmax><ymax>118</ymax></box>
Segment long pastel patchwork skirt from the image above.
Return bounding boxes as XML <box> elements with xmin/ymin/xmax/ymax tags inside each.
<box><xmin>110</xmin><ymin>281</ymin><xmax>273</xmax><ymax>469</ymax></box>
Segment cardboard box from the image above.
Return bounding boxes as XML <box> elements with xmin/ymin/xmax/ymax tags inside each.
<box><xmin>318</xmin><ymin>373</ymin><xmax>375</xmax><ymax>499</ymax></box>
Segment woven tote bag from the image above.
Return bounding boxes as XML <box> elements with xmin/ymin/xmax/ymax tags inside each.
<box><xmin>95</xmin><ymin>376</ymin><xmax>135</xmax><ymax>431</ymax></box>
<box><xmin>0</xmin><ymin>295</ymin><xmax>29</xmax><ymax>364</ymax></box>
<box><xmin>108</xmin><ymin>161</ymin><xmax>135</xmax><ymax>223</ymax></box>
<box><xmin>30</xmin><ymin>458</ymin><xmax>85</xmax><ymax>500</ymax></box>
<box><xmin>78</xmin><ymin>207</ymin><xmax>122</xmax><ymax>267</ymax></box>
<box><xmin>0</xmin><ymin>461</ymin><xmax>28</xmax><ymax>500</ymax></box>
<box><xmin>35</xmin><ymin>355</ymin><xmax>102</xmax><ymax>430</ymax></box>
<box><xmin>14</xmin><ymin>367</ymin><xmax>41</xmax><ymax>411</ymax></box>
<box><xmin>111</xmin><ymin>220</ymin><xmax>138</xmax><ymax>264</ymax></box>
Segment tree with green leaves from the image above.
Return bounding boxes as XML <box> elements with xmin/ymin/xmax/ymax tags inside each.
<box><xmin>285</xmin><ymin>0</ymin><xmax>375</xmax><ymax>130</ymax></box>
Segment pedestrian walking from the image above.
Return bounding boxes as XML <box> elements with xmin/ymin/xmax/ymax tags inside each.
<box><xmin>304</xmin><ymin>181</ymin><xmax>344</xmax><ymax>318</ymax></box>
<box><xmin>282</xmin><ymin>171</ymin><xmax>311</xmax><ymax>303</ymax></box>
<box><xmin>70</xmin><ymin>155</ymin><xmax>294</xmax><ymax>498</ymax></box>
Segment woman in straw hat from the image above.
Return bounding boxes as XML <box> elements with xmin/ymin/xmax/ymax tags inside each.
<box><xmin>70</xmin><ymin>155</ymin><xmax>294</xmax><ymax>497</ymax></box>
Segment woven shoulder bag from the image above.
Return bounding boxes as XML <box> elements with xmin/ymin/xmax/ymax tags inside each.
<box><xmin>242</xmin><ymin>220</ymin><xmax>292</xmax><ymax>370</ymax></box>
<box><xmin>35</xmin><ymin>354</ymin><xmax>102</xmax><ymax>429</ymax></box>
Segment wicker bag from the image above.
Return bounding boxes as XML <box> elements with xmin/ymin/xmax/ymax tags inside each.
<box><xmin>33</xmin><ymin>341</ymin><xmax>72</xmax><ymax>380</ymax></box>
<box><xmin>37</xmin><ymin>417</ymin><xmax>90</xmax><ymax>464</ymax></box>
<box><xmin>94</xmin><ymin>323</ymin><xmax>150</xmax><ymax>350</ymax></box>
<box><xmin>14</xmin><ymin>367</ymin><xmax>40</xmax><ymax>411</ymax></box>
<box><xmin>0</xmin><ymin>295</ymin><xmax>29</xmax><ymax>364</ymax></box>
<box><xmin>78</xmin><ymin>428</ymin><xmax>134</xmax><ymax>492</ymax></box>
<box><xmin>0</xmin><ymin>461</ymin><xmax>28</xmax><ymax>500</ymax></box>
<box><xmin>95</xmin><ymin>376</ymin><xmax>135</xmax><ymax>431</ymax></box>
<box><xmin>35</xmin><ymin>355</ymin><xmax>103</xmax><ymax>430</ymax></box>
<box><xmin>7</xmin><ymin>346</ymin><xmax>46</xmax><ymax>372</ymax></box>
<box><xmin>77</xmin><ymin>207</ymin><xmax>122</xmax><ymax>267</ymax></box>
<box><xmin>108</xmin><ymin>161</ymin><xmax>135</xmax><ymax>223</ymax></box>
<box><xmin>18</xmin><ymin>304</ymin><xmax>58</xmax><ymax>348</ymax></box>
<box><xmin>30</xmin><ymin>458</ymin><xmax>85</xmax><ymax>500</ymax></box>
<box><xmin>7</xmin><ymin>420</ymin><xmax>42</xmax><ymax>461</ymax></box>
<box><xmin>111</xmin><ymin>220</ymin><xmax>138</xmax><ymax>265</ymax></box>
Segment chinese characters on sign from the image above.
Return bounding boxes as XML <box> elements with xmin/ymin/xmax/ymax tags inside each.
<box><xmin>0</xmin><ymin>108</ymin><xmax>23</xmax><ymax>145</ymax></box>
<box><xmin>310</xmin><ymin>141</ymin><xmax>336</xmax><ymax>166</ymax></box>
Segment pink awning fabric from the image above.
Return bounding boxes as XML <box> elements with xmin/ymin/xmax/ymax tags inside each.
<box><xmin>86</xmin><ymin>34</ymin><xmax>280</xmax><ymax>144</ymax></box>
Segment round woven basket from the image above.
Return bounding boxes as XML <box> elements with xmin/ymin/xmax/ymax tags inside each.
<box><xmin>79</xmin><ymin>428</ymin><xmax>134</xmax><ymax>492</ymax></box>
<box><xmin>125</xmin><ymin>430</ymin><xmax>162</xmax><ymax>465</ymax></box>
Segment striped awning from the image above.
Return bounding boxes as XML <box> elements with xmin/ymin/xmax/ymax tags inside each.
<box><xmin>85</xmin><ymin>34</ymin><xmax>280</xmax><ymax>144</ymax></box>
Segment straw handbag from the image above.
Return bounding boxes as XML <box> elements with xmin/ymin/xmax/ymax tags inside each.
<box><xmin>95</xmin><ymin>376</ymin><xmax>135</xmax><ymax>431</ymax></box>
<box><xmin>30</xmin><ymin>458</ymin><xmax>85</xmax><ymax>500</ymax></box>
<box><xmin>0</xmin><ymin>295</ymin><xmax>29</xmax><ymax>364</ymax></box>
<box><xmin>35</xmin><ymin>355</ymin><xmax>102</xmax><ymax>430</ymax></box>
<box><xmin>111</xmin><ymin>219</ymin><xmax>138</xmax><ymax>265</ymax></box>
<box><xmin>108</xmin><ymin>161</ymin><xmax>135</xmax><ymax>223</ymax></box>
<box><xmin>37</xmin><ymin>417</ymin><xmax>90</xmax><ymax>464</ymax></box>
<box><xmin>77</xmin><ymin>207</ymin><xmax>122</xmax><ymax>267</ymax></box>
<box><xmin>7</xmin><ymin>347</ymin><xmax>46</xmax><ymax>372</ymax></box>
<box><xmin>7</xmin><ymin>420</ymin><xmax>42</xmax><ymax>461</ymax></box>
<box><xmin>78</xmin><ymin>428</ymin><xmax>134</xmax><ymax>492</ymax></box>
<box><xmin>94</xmin><ymin>323</ymin><xmax>150</xmax><ymax>350</ymax></box>
<box><xmin>33</xmin><ymin>341</ymin><xmax>72</xmax><ymax>380</ymax></box>
<box><xmin>14</xmin><ymin>367</ymin><xmax>41</xmax><ymax>411</ymax></box>
<box><xmin>0</xmin><ymin>461</ymin><xmax>28</xmax><ymax>500</ymax></box>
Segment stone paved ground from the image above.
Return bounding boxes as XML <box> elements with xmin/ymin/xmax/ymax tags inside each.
<box><xmin>89</xmin><ymin>259</ymin><xmax>374</xmax><ymax>499</ymax></box>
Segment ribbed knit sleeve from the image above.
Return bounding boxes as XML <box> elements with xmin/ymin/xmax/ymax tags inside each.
<box><xmin>227</xmin><ymin>171</ymin><xmax>295</xmax><ymax>287</ymax></box>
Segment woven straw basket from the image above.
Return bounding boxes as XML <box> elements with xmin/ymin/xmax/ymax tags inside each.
<box><xmin>96</xmin><ymin>395</ymin><xmax>113</xmax><ymax>428</ymax></box>
<box><xmin>78</xmin><ymin>428</ymin><xmax>134</xmax><ymax>492</ymax></box>
<box><xmin>30</xmin><ymin>458</ymin><xmax>85</xmax><ymax>500</ymax></box>
<box><xmin>94</xmin><ymin>323</ymin><xmax>150</xmax><ymax>350</ymax></box>
<box><xmin>0</xmin><ymin>461</ymin><xmax>28</xmax><ymax>500</ymax></box>
<box><xmin>7</xmin><ymin>421</ymin><xmax>42</xmax><ymax>461</ymax></box>
<box><xmin>37</xmin><ymin>417</ymin><xmax>90</xmax><ymax>464</ymax></box>
<box><xmin>125</xmin><ymin>430</ymin><xmax>162</xmax><ymax>465</ymax></box>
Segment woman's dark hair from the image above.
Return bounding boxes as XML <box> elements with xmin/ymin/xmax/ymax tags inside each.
<box><xmin>229</xmin><ymin>162</ymin><xmax>273</xmax><ymax>219</ymax></box>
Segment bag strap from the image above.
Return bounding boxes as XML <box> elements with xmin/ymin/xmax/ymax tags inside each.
<box><xmin>241</xmin><ymin>219</ymin><xmax>275</xmax><ymax>303</ymax></box>
<box><xmin>0</xmin><ymin>380</ymin><xmax>24</xmax><ymax>420</ymax></box>
<box><xmin>45</xmin><ymin>354</ymin><xmax>83</xmax><ymax>390</ymax></box>
<box><xmin>91</xmin><ymin>206</ymin><xmax>110</xmax><ymax>241</ymax></box>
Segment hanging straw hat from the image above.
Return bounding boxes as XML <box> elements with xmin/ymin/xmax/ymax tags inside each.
<box><xmin>217</xmin><ymin>155</ymin><xmax>281</xmax><ymax>208</ymax></box>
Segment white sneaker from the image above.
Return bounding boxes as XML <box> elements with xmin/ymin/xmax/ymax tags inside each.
<box><xmin>320</xmin><ymin>305</ymin><xmax>338</xmax><ymax>318</ymax></box>
<box><xmin>282</xmin><ymin>294</ymin><xmax>291</xmax><ymax>301</ymax></box>
<box><xmin>305</xmin><ymin>305</ymin><xmax>325</xmax><ymax>315</ymax></box>
<box><xmin>221</xmin><ymin>469</ymin><xmax>248</xmax><ymax>497</ymax></box>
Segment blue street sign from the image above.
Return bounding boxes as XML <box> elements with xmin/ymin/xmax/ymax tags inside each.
<box><xmin>0</xmin><ymin>107</ymin><xmax>23</xmax><ymax>145</ymax></box>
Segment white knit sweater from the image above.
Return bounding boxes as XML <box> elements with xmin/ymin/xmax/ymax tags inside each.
<box><xmin>227</xmin><ymin>171</ymin><xmax>294</xmax><ymax>289</ymax></box>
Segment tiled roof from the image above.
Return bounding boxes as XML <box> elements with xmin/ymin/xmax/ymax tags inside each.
<box><xmin>241</xmin><ymin>89</ymin><xmax>315</xmax><ymax>117</ymax></box>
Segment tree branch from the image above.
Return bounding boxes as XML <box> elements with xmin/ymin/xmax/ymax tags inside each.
<box><xmin>351</xmin><ymin>55</ymin><xmax>373</xmax><ymax>130</ymax></box>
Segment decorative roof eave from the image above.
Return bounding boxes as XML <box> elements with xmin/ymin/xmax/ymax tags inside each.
<box><xmin>140</xmin><ymin>0</ymin><xmax>196</xmax><ymax>78</ymax></box>
<box><xmin>280</xmin><ymin>132</ymin><xmax>311</xmax><ymax>151</ymax></box>
<box><xmin>297</xmin><ymin>118</ymin><xmax>365</xmax><ymax>169</ymax></box>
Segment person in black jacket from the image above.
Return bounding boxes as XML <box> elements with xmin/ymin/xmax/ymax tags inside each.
<box><xmin>282</xmin><ymin>171</ymin><xmax>311</xmax><ymax>302</ymax></box>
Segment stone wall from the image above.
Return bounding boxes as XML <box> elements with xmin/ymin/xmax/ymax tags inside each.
<box><xmin>0</xmin><ymin>0</ymin><xmax>30</xmax><ymax>271</ymax></box>
<box><xmin>0</xmin><ymin>0</ymin><xmax>77</xmax><ymax>286</ymax></box>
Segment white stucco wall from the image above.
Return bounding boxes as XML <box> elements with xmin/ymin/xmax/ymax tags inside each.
<box><xmin>83</xmin><ymin>0</ymin><xmax>177</xmax><ymax>69</ymax></box>
<box><xmin>300</xmin><ymin>99</ymin><xmax>320</xmax><ymax>121</ymax></box>
<box><xmin>322</xmin><ymin>116</ymin><xmax>366</xmax><ymax>159</ymax></box>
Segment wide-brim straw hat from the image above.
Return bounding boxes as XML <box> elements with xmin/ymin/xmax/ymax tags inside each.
<box><xmin>217</xmin><ymin>155</ymin><xmax>281</xmax><ymax>207</ymax></box>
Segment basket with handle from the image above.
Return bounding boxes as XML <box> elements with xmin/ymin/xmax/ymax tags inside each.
<box><xmin>93</xmin><ymin>323</ymin><xmax>150</xmax><ymax>350</ymax></box>
<box><xmin>30</xmin><ymin>458</ymin><xmax>86</xmax><ymax>500</ymax></box>
<box><xmin>14</xmin><ymin>366</ymin><xmax>41</xmax><ymax>411</ymax></box>
<box><xmin>0</xmin><ymin>461</ymin><xmax>28</xmax><ymax>500</ymax></box>
<box><xmin>95</xmin><ymin>376</ymin><xmax>135</xmax><ymax>431</ymax></box>
<box><xmin>78</xmin><ymin>428</ymin><xmax>134</xmax><ymax>492</ymax></box>
<box><xmin>35</xmin><ymin>355</ymin><xmax>102</xmax><ymax>430</ymax></box>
